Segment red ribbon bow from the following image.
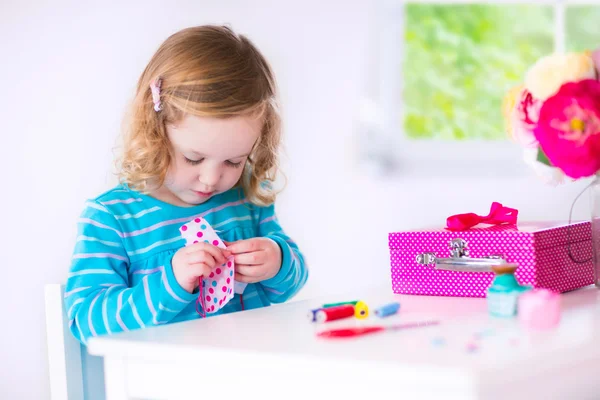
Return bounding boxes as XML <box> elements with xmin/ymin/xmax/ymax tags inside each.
<box><xmin>446</xmin><ymin>202</ymin><xmax>518</xmax><ymax>231</ymax></box>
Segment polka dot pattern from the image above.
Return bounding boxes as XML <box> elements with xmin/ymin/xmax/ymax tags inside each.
<box><xmin>180</xmin><ymin>217</ymin><xmax>236</xmax><ymax>313</ymax></box>
<box><xmin>388</xmin><ymin>222</ymin><xmax>593</xmax><ymax>297</ymax></box>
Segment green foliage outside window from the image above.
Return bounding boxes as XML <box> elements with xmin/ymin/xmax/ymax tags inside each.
<box><xmin>403</xmin><ymin>4</ymin><xmax>600</xmax><ymax>140</ymax></box>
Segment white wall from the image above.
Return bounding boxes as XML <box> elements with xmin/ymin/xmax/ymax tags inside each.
<box><xmin>0</xmin><ymin>0</ymin><xmax>592</xmax><ymax>398</ymax></box>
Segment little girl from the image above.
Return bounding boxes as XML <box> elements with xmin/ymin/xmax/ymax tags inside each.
<box><xmin>65</xmin><ymin>25</ymin><xmax>308</xmax><ymax>344</ymax></box>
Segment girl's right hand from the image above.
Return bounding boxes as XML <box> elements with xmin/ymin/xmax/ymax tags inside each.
<box><xmin>171</xmin><ymin>243</ymin><xmax>231</xmax><ymax>293</ymax></box>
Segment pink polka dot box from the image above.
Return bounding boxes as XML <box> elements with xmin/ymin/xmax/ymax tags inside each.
<box><xmin>388</xmin><ymin>221</ymin><xmax>593</xmax><ymax>297</ymax></box>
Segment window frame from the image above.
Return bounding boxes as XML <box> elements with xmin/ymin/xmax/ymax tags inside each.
<box><xmin>363</xmin><ymin>0</ymin><xmax>594</xmax><ymax>177</ymax></box>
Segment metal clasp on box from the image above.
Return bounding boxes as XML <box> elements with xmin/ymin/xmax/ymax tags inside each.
<box><xmin>416</xmin><ymin>238</ymin><xmax>506</xmax><ymax>272</ymax></box>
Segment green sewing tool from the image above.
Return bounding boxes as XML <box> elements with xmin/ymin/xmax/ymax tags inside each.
<box><xmin>322</xmin><ymin>300</ymin><xmax>359</xmax><ymax>308</ymax></box>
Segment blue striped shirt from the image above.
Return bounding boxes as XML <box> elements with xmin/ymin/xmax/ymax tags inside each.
<box><xmin>65</xmin><ymin>184</ymin><xmax>308</xmax><ymax>344</ymax></box>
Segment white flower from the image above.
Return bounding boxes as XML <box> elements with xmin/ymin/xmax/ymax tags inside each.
<box><xmin>524</xmin><ymin>52</ymin><xmax>596</xmax><ymax>101</ymax></box>
<box><xmin>523</xmin><ymin>148</ymin><xmax>567</xmax><ymax>186</ymax></box>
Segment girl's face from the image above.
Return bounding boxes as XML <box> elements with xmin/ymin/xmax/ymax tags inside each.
<box><xmin>158</xmin><ymin>113</ymin><xmax>261</xmax><ymax>207</ymax></box>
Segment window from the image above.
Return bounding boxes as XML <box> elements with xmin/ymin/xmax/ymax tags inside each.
<box><xmin>361</xmin><ymin>1</ymin><xmax>600</xmax><ymax>175</ymax></box>
<box><xmin>565</xmin><ymin>5</ymin><xmax>600</xmax><ymax>51</ymax></box>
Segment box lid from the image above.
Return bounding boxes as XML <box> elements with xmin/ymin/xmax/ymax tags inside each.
<box><xmin>388</xmin><ymin>221</ymin><xmax>591</xmax><ymax>252</ymax></box>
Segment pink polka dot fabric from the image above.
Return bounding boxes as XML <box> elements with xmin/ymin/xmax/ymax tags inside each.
<box><xmin>388</xmin><ymin>221</ymin><xmax>594</xmax><ymax>297</ymax></box>
<box><xmin>180</xmin><ymin>217</ymin><xmax>235</xmax><ymax>313</ymax></box>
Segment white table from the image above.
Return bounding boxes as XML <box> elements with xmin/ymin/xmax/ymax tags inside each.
<box><xmin>88</xmin><ymin>285</ymin><xmax>600</xmax><ymax>400</ymax></box>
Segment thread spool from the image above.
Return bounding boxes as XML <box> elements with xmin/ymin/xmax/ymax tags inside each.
<box><xmin>354</xmin><ymin>301</ymin><xmax>369</xmax><ymax>319</ymax></box>
<box><xmin>315</xmin><ymin>304</ymin><xmax>355</xmax><ymax>323</ymax></box>
<box><xmin>518</xmin><ymin>289</ymin><xmax>561</xmax><ymax>329</ymax></box>
<box><xmin>374</xmin><ymin>302</ymin><xmax>401</xmax><ymax>318</ymax></box>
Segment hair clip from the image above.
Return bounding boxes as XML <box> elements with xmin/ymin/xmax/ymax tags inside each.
<box><xmin>149</xmin><ymin>78</ymin><xmax>163</xmax><ymax>112</ymax></box>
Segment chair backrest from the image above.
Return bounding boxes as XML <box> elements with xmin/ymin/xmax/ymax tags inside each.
<box><xmin>44</xmin><ymin>284</ymin><xmax>85</xmax><ymax>400</ymax></box>
<box><xmin>44</xmin><ymin>284</ymin><xmax>108</xmax><ymax>400</ymax></box>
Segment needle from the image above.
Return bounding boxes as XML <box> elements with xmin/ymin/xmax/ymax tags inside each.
<box><xmin>317</xmin><ymin>320</ymin><xmax>440</xmax><ymax>338</ymax></box>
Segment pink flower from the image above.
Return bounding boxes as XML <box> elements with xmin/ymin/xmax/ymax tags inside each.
<box><xmin>534</xmin><ymin>79</ymin><xmax>600</xmax><ymax>179</ymax></box>
<box><xmin>510</xmin><ymin>89</ymin><xmax>542</xmax><ymax>148</ymax></box>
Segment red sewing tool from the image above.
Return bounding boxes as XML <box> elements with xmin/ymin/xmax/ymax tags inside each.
<box><xmin>314</xmin><ymin>304</ymin><xmax>355</xmax><ymax>323</ymax></box>
<box><xmin>317</xmin><ymin>320</ymin><xmax>440</xmax><ymax>338</ymax></box>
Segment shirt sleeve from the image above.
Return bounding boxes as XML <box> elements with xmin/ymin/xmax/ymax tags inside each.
<box><xmin>255</xmin><ymin>203</ymin><xmax>309</xmax><ymax>303</ymax></box>
<box><xmin>64</xmin><ymin>200</ymin><xmax>197</xmax><ymax>344</ymax></box>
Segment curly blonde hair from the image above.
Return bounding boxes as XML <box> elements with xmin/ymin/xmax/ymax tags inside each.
<box><xmin>118</xmin><ymin>25</ymin><xmax>281</xmax><ymax>206</ymax></box>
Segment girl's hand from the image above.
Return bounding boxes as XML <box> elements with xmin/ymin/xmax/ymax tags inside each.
<box><xmin>226</xmin><ymin>238</ymin><xmax>282</xmax><ymax>283</ymax></box>
<box><xmin>172</xmin><ymin>242</ymin><xmax>231</xmax><ymax>293</ymax></box>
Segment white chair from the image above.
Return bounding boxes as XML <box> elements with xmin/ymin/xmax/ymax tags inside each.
<box><xmin>44</xmin><ymin>284</ymin><xmax>105</xmax><ymax>400</ymax></box>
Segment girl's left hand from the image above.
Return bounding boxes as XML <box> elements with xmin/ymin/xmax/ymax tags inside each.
<box><xmin>226</xmin><ymin>238</ymin><xmax>282</xmax><ymax>283</ymax></box>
